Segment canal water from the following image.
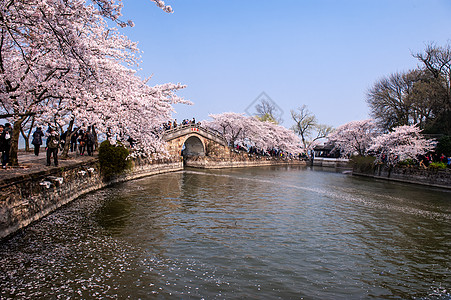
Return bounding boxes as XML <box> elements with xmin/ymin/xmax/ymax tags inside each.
<box><xmin>1</xmin><ymin>166</ymin><xmax>450</xmax><ymax>299</ymax></box>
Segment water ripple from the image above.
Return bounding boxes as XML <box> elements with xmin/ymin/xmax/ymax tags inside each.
<box><xmin>1</xmin><ymin>167</ymin><xmax>450</xmax><ymax>299</ymax></box>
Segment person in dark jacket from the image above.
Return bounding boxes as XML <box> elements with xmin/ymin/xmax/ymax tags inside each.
<box><xmin>46</xmin><ymin>128</ymin><xmax>59</xmax><ymax>167</ymax></box>
<box><xmin>70</xmin><ymin>128</ymin><xmax>79</xmax><ymax>152</ymax></box>
<box><xmin>0</xmin><ymin>125</ymin><xmax>6</xmax><ymax>168</ymax></box>
<box><xmin>32</xmin><ymin>127</ymin><xmax>45</xmax><ymax>156</ymax></box>
<box><xmin>85</xmin><ymin>130</ymin><xmax>95</xmax><ymax>156</ymax></box>
<box><xmin>0</xmin><ymin>124</ymin><xmax>12</xmax><ymax>169</ymax></box>
<box><xmin>78</xmin><ymin>129</ymin><xmax>85</xmax><ymax>155</ymax></box>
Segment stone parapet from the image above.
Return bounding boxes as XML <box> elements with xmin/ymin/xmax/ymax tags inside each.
<box><xmin>353</xmin><ymin>165</ymin><xmax>451</xmax><ymax>190</ymax></box>
<box><xmin>185</xmin><ymin>153</ymin><xmax>307</xmax><ymax>169</ymax></box>
<box><xmin>313</xmin><ymin>157</ymin><xmax>350</xmax><ymax>168</ymax></box>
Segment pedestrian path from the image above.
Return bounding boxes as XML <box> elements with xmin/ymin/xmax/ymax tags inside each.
<box><xmin>0</xmin><ymin>151</ymin><xmax>97</xmax><ymax>184</ymax></box>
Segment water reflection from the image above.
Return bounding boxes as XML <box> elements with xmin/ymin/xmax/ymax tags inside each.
<box><xmin>1</xmin><ymin>167</ymin><xmax>450</xmax><ymax>299</ymax></box>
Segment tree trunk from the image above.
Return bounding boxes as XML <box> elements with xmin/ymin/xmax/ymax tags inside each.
<box><xmin>9</xmin><ymin>118</ymin><xmax>25</xmax><ymax>166</ymax></box>
<box><xmin>21</xmin><ymin>127</ymin><xmax>30</xmax><ymax>152</ymax></box>
<box><xmin>92</xmin><ymin>124</ymin><xmax>98</xmax><ymax>150</ymax></box>
<box><xmin>60</xmin><ymin>119</ymin><xmax>74</xmax><ymax>159</ymax></box>
<box><xmin>20</xmin><ymin>116</ymin><xmax>35</xmax><ymax>152</ymax></box>
<box><xmin>20</xmin><ymin>126</ymin><xmax>30</xmax><ymax>152</ymax></box>
<box><xmin>24</xmin><ymin>136</ymin><xmax>30</xmax><ymax>152</ymax></box>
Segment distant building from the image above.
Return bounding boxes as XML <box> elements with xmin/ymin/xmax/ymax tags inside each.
<box><xmin>313</xmin><ymin>143</ymin><xmax>340</xmax><ymax>158</ymax></box>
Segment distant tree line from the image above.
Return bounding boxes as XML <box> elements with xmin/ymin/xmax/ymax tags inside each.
<box><xmin>249</xmin><ymin>43</ymin><xmax>451</xmax><ymax>162</ymax></box>
<box><xmin>367</xmin><ymin>43</ymin><xmax>451</xmax><ymax>135</ymax></box>
<box><xmin>253</xmin><ymin>99</ymin><xmax>333</xmax><ymax>151</ymax></box>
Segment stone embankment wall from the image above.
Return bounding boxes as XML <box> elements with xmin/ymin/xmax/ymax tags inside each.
<box><xmin>0</xmin><ymin>158</ymin><xmax>183</xmax><ymax>240</ymax></box>
<box><xmin>185</xmin><ymin>149</ymin><xmax>308</xmax><ymax>168</ymax></box>
<box><xmin>353</xmin><ymin>165</ymin><xmax>451</xmax><ymax>190</ymax></box>
<box><xmin>312</xmin><ymin>157</ymin><xmax>350</xmax><ymax>168</ymax></box>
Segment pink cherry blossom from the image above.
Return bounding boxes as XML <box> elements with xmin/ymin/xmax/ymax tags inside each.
<box><xmin>205</xmin><ymin>112</ymin><xmax>302</xmax><ymax>154</ymax></box>
<box><xmin>0</xmin><ymin>0</ymin><xmax>186</xmax><ymax>162</ymax></box>
<box><xmin>328</xmin><ymin>119</ymin><xmax>379</xmax><ymax>157</ymax></box>
<box><xmin>368</xmin><ymin>125</ymin><xmax>435</xmax><ymax>165</ymax></box>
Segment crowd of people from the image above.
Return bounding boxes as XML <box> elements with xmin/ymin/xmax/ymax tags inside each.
<box><xmin>162</xmin><ymin>118</ymin><xmax>197</xmax><ymax>131</ymax></box>
<box><xmin>1</xmin><ymin>119</ymin><xmax>451</xmax><ymax>170</ymax></box>
<box><xmin>378</xmin><ymin>152</ymin><xmax>451</xmax><ymax>168</ymax></box>
<box><xmin>234</xmin><ymin>143</ymin><xmax>306</xmax><ymax>161</ymax></box>
<box><xmin>0</xmin><ymin>124</ymin><xmax>97</xmax><ymax>169</ymax></box>
<box><xmin>1</xmin><ymin>117</ymin><xmax>204</xmax><ymax>170</ymax></box>
<box><xmin>418</xmin><ymin>153</ymin><xmax>451</xmax><ymax>168</ymax></box>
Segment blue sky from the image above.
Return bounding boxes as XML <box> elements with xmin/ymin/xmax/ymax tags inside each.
<box><xmin>120</xmin><ymin>0</ymin><xmax>451</xmax><ymax>128</ymax></box>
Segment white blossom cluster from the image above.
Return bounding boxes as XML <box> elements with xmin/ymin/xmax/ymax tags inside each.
<box><xmin>0</xmin><ymin>0</ymin><xmax>186</xmax><ymax>157</ymax></box>
<box><xmin>205</xmin><ymin>112</ymin><xmax>302</xmax><ymax>155</ymax></box>
<box><xmin>368</xmin><ymin>125</ymin><xmax>436</xmax><ymax>165</ymax></box>
<box><xmin>328</xmin><ymin>119</ymin><xmax>380</xmax><ymax>157</ymax></box>
<box><xmin>328</xmin><ymin>119</ymin><xmax>435</xmax><ymax>164</ymax></box>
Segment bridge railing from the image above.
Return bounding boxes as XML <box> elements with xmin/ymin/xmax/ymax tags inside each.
<box><xmin>162</xmin><ymin>123</ymin><xmax>198</xmax><ymax>135</ymax></box>
<box><xmin>162</xmin><ymin>123</ymin><xmax>227</xmax><ymax>144</ymax></box>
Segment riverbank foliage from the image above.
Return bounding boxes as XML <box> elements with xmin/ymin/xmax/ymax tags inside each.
<box><xmin>350</xmin><ymin>155</ymin><xmax>376</xmax><ymax>173</ymax></box>
<box><xmin>429</xmin><ymin>162</ymin><xmax>447</xmax><ymax>170</ymax></box>
<box><xmin>352</xmin><ymin>154</ymin><xmax>450</xmax><ymax>172</ymax></box>
<box><xmin>436</xmin><ymin>136</ymin><xmax>451</xmax><ymax>157</ymax></box>
<box><xmin>98</xmin><ymin>141</ymin><xmax>131</xmax><ymax>180</ymax></box>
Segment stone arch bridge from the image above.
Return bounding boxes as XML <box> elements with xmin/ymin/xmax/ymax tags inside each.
<box><xmin>162</xmin><ymin>123</ymin><xmax>306</xmax><ymax>169</ymax></box>
<box><xmin>162</xmin><ymin>124</ymin><xmax>229</xmax><ymax>159</ymax></box>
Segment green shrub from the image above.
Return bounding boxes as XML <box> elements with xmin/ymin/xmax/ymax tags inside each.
<box><xmin>429</xmin><ymin>162</ymin><xmax>447</xmax><ymax>170</ymax></box>
<box><xmin>435</xmin><ymin>136</ymin><xmax>451</xmax><ymax>157</ymax></box>
<box><xmin>397</xmin><ymin>158</ymin><xmax>417</xmax><ymax>167</ymax></box>
<box><xmin>98</xmin><ymin>140</ymin><xmax>131</xmax><ymax>180</ymax></box>
<box><xmin>350</xmin><ymin>155</ymin><xmax>376</xmax><ymax>173</ymax></box>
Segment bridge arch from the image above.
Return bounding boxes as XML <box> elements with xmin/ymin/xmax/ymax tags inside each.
<box><xmin>182</xmin><ymin>134</ymin><xmax>205</xmax><ymax>156</ymax></box>
<box><xmin>162</xmin><ymin>124</ymin><xmax>228</xmax><ymax>158</ymax></box>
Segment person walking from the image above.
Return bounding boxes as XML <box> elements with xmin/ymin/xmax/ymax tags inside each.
<box><xmin>0</xmin><ymin>125</ymin><xmax>11</xmax><ymax>169</ymax></box>
<box><xmin>32</xmin><ymin>127</ymin><xmax>45</xmax><ymax>156</ymax></box>
<box><xmin>78</xmin><ymin>129</ymin><xmax>86</xmax><ymax>155</ymax></box>
<box><xmin>0</xmin><ymin>124</ymin><xmax>12</xmax><ymax>169</ymax></box>
<box><xmin>85</xmin><ymin>130</ymin><xmax>95</xmax><ymax>156</ymax></box>
<box><xmin>46</xmin><ymin>128</ymin><xmax>59</xmax><ymax>167</ymax></box>
<box><xmin>70</xmin><ymin>128</ymin><xmax>79</xmax><ymax>152</ymax></box>
<box><xmin>4</xmin><ymin>123</ymin><xmax>12</xmax><ymax>136</ymax></box>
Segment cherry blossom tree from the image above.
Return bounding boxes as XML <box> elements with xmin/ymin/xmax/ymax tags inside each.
<box><xmin>327</xmin><ymin>119</ymin><xmax>379</xmax><ymax>157</ymax></box>
<box><xmin>368</xmin><ymin>125</ymin><xmax>435</xmax><ymax>166</ymax></box>
<box><xmin>0</xmin><ymin>0</ymin><xmax>185</xmax><ymax>164</ymax></box>
<box><xmin>205</xmin><ymin>112</ymin><xmax>302</xmax><ymax>154</ymax></box>
<box><xmin>259</xmin><ymin>121</ymin><xmax>302</xmax><ymax>154</ymax></box>
<box><xmin>205</xmin><ymin>112</ymin><xmax>256</xmax><ymax>147</ymax></box>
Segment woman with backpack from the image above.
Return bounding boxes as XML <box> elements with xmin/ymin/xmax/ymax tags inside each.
<box><xmin>46</xmin><ymin>128</ymin><xmax>59</xmax><ymax>167</ymax></box>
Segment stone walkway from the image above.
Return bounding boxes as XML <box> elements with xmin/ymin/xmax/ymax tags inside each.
<box><xmin>0</xmin><ymin>150</ymin><xmax>97</xmax><ymax>183</ymax></box>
